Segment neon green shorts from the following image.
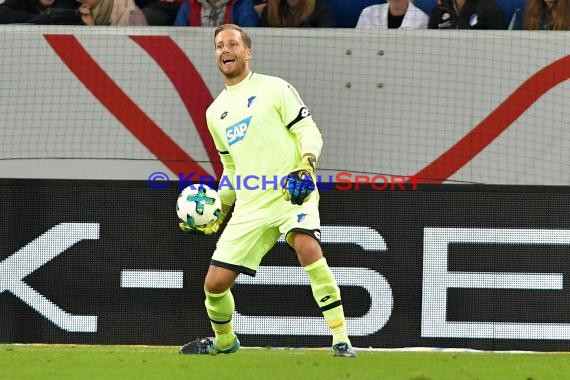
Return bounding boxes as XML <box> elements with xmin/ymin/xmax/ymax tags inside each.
<box><xmin>211</xmin><ymin>195</ymin><xmax>321</xmax><ymax>276</ymax></box>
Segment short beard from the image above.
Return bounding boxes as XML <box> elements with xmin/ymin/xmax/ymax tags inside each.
<box><xmin>218</xmin><ymin>63</ymin><xmax>243</xmax><ymax>79</ymax></box>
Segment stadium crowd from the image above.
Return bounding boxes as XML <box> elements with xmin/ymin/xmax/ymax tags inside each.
<box><xmin>0</xmin><ymin>0</ymin><xmax>568</xmax><ymax>30</ymax></box>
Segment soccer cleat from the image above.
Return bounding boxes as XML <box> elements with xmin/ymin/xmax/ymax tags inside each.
<box><xmin>179</xmin><ymin>337</ymin><xmax>240</xmax><ymax>355</ymax></box>
<box><xmin>332</xmin><ymin>342</ymin><xmax>356</xmax><ymax>357</ymax></box>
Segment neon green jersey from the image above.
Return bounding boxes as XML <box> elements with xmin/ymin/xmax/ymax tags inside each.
<box><xmin>206</xmin><ymin>72</ymin><xmax>322</xmax><ymax>213</ymax></box>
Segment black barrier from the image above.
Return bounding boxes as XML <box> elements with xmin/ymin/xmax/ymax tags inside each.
<box><xmin>2</xmin><ymin>179</ymin><xmax>570</xmax><ymax>351</ymax></box>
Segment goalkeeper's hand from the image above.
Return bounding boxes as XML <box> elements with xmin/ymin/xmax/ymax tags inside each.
<box><xmin>282</xmin><ymin>155</ymin><xmax>317</xmax><ymax>205</ymax></box>
<box><xmin>179</xmin><ymin>210</ymin><xmax>226</xmax><ymax>236</ymax></box>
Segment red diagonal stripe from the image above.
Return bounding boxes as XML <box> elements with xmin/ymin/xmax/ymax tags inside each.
<box><xmin>44</xmin><ymin>34</ymin><xmax>210</xmax><ymax>179</ymax></box>
<box><xmin>130</xmin><ymin>36</ymin><xmax>222</xmax><ymax>179</ymax></box>
<box><xmin>413</xmin><ymin>55</ymin><xmax>570</xmax><ymax>183</ymax></box>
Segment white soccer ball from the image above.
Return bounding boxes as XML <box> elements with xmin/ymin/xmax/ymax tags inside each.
<box><xmin>176</xmin><ymin>184</ymin><xmax>222</xmax><ymax>228</ymax></box>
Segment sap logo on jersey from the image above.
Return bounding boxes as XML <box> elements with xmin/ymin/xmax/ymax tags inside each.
<box><xmin>226</xmin><ymin>116</ymin><xmax>252</xmax><ymax>146</ymax></box>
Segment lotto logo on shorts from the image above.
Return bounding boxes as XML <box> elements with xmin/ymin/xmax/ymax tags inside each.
<box><xmin>226</xmin><ymin>116</ymin><xmax>252</xmax><ymax>146</ymax></box>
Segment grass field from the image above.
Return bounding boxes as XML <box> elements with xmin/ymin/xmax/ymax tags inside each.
<box><xmin>1</xmin><ymin>344</ymin><xmax>570</xmax><ymax>380</ymax></box>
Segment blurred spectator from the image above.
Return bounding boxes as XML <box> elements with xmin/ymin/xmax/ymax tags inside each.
<box><xmin>174</xmin><ymin>0</ymin><xmax>259</xmax><ymax>26</ymax></box>
<box><xmin>428</xmin><ymin>0</ymin><xmax>506</xmax><ymax>29</ymax></box>
<box><xmin>253</xmin><ymin>0</ymin><xmax>265</xmax><ymax>17</ymax></box>
<box><xmin>0</xmin><ymin>0</ymin><xmax>88</xmax><ymax>23</ymax></box>
<box><xmin>260</xmin><ymin>0</ymin><xmax>336</xmax><ymax>27</ymax></box>
<box><xmin>141</xmin><ymin>0</ymin><xmax>183</xmax><ymax>25</ymax></box>
<box><xmin>79</xmin><ymin>0</ymin><xmax>147</xmax><ymax>25</ymax></box>
<box><xmin>355</xmin><ymin>0</ymin><xmax>428</xmax><ymax>29</ymax></box>
<box><xmin>523</xmin><ymin>0</ymin><xmax>569</xmax><ymax>29</ymax></box>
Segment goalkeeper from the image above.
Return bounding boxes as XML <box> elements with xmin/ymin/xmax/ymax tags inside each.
<box><xmin>179</xmin><ymin>24</ymin><xmax>355</xmax><ymax>358</ymax></box>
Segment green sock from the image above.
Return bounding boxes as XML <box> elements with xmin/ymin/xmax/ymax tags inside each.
<box><xmin>204</xmin><ymin>288</ymin><xmax>237</xmax><ymax>350</ymax></box>
<box><xmin>304</xmin><ymin>257</ymin><xmax>351</xmax><ymax>346</ymax></box>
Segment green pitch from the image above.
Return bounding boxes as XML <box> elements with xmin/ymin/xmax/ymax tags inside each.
<box><xmin>1</xmin><ymin>344</ymin><xmax>569</xmax><ymax>380</ymax></box>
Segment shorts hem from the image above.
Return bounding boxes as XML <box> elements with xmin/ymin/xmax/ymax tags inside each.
<box><xmin>284</xmin><ymin>228</ymin><xmax>321</xmax><ymax>250</ymax></box>
<box><xmin>211</xmin><ymin>259</ymin><xmax>256</xmax><ymax>277</ymax></box>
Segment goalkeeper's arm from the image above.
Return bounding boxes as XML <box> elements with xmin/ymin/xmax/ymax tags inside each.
<box><xmin>217</xmin><ymin>150</ymin><xmax>237</xmax><ymax>209</ymax></box>
<box><xmin>289</xmin><ymin>117</ymin><xmax>323</xmax><ymax>161</ymax></box>
<box><xmin>197</xmin><ymin>151</ymin><xmax>236</xmax><ymax>234</ymax></box>
<box><xmin>179</xmin><ymin>151</ymin><xmax>236</xmax><ymax>235</ymax></box>
<box><xmin>282</xmin><ymin>119</ymin><xmax>323</xmax><ymax>205</ymax></box>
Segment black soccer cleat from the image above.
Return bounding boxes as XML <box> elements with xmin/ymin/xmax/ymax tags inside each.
<box><xmin>179</xmin><ymin>337</ymin><xmax>240</xmax><ymax>355</ymax></box>
<box><xmin>332</xmin><ymin>342</ymin><xmax>357</xmax><ymax>357</ymax></box>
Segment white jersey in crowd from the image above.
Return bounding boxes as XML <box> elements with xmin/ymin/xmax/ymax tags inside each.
<box><xmin>355</xmin><ymin>2</ymin><xmax>429</xmax><ymax>30</ymax></box>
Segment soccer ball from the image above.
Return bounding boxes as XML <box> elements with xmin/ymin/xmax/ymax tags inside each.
<box><xmin>176</xmin><ymin>184</ymin><xmax>222</xmax><ymax>228</ymax></box>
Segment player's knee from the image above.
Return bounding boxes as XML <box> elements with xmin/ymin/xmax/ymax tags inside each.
<box><xmin>293</xmin><ymin>234</ymin><xmax>323</xmax><ymax>267</ymax></box>
<box><xmin>204</xmin><ymin>273</ymin><xmax>235</xmax><ymax>294</ymax></box>
<box><xmin>204</xmin><ymin>278</ymin><xmax>232</xmax><ymax>294</ymax></box>
<box><xmin>204</xmin><ymin>265</ymin><xmax>238</xmax><ymax>293</ymax></box>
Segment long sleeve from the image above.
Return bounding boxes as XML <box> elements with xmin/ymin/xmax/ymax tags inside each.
<box><xmin>206</xmin><ymin>108</ymin><xmax>236</xmax><ymax>207</ymax></box>
<box><xmin>290</xmin><ymin>120</ymin><xmax>323</xmax><ymax>160</ymax></box>
<box><xmin>277</xmin><ymin>79</ymin><xmax>323</xmax><ymax>160</ymax></box>
<box><xmin>218</xmin><ymin>151</ymin><xmax>236</xmax><ymax>207</ymax></box>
